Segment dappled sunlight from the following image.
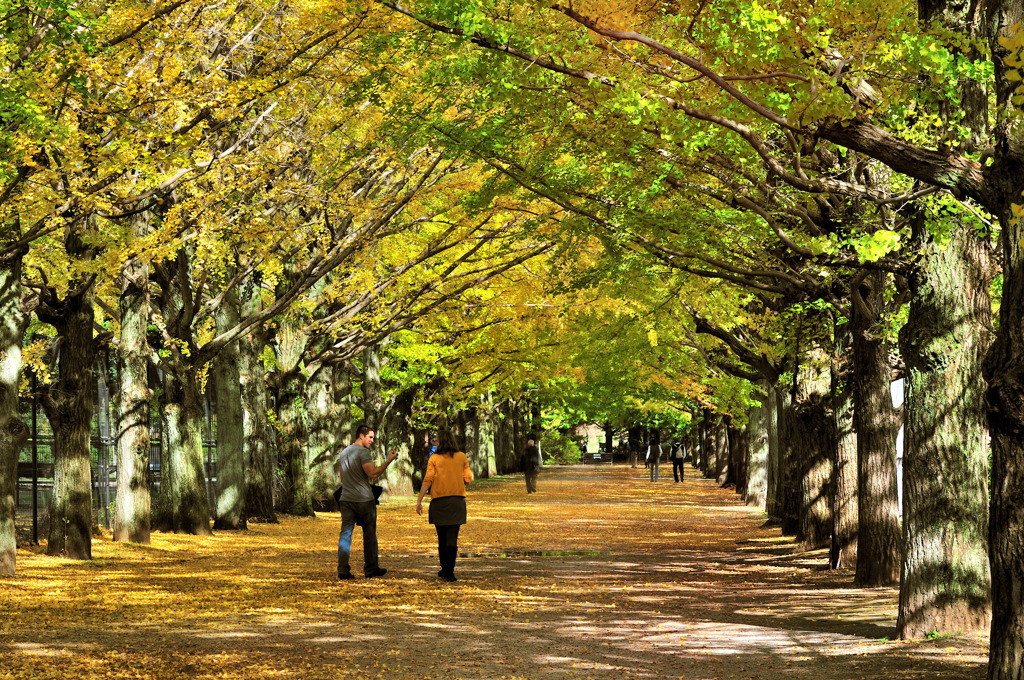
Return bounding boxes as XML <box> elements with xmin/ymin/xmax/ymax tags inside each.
<box><xmin>1</xmin><ymin>466</ymin><xmax>987</xmax><ymax>679</ymax></box>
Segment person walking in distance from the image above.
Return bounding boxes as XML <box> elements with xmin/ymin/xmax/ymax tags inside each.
<box><xmin>670</xmin><ymin>440</ymin><xmax>686</xmax><ymax>483</ymax></box>
<box><xmin>336</xmin><ymin>425</ymin><xmax>397</xmax><ymax>580</ymax></box>
<box><xmin>416</xmin><ymin>430</ymin><xmax>473</xmax><ymax>582</ymax></box>
<box><xmin>520</xmin><ymin>438</ymin><xmax>541</xmax><ymax>493</ymax></box>
<box><xmin>646</xmin><ymin>435</ymin><xmax>662</xmax><ymax>482</ymax></box>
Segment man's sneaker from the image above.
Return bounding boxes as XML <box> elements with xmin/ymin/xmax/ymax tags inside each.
<box><xmin>366</xmin><ymin>568</ymin><xmax>388</xmax><ymax>578</ymax></box>
<box><xmin>338</xmin><ymin>573</ymin><xmax>355</xmax><ymax>580</ymax></box>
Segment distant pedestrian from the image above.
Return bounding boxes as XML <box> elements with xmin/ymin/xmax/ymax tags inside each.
<box><xmin>417</xmin><ymin>430</ymin><xmax>473</xmax><ymax>582</ymax></box>
<box><xmin>646</xmin><ymin>437</ymin><xmax>662</xmax><ymax>482</ymax></box>
<box><xmin>670</xmin><ymin>441</ymin><xmax>686</xmax><ymax>483</ymax></box>
<box><xmin>335</xmin><ymin>425</ymin><xmax>397</xmax><ymax>580</ymax></box>
<box><xmin>520</xmin><ymin>439</ymin><xmax>541</xmax><ymax>493</ymax></box>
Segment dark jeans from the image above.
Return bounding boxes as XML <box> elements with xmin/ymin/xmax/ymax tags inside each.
<box><xmin>672</xmin><ymin>458</ymin><xmax>685</xmax><ymax>482</ymax></box>
<box><xmin>524</xmin><ymin>468</ymin><xmax>538</xmax><ymax>493</ymax></box>
<box><xmin>338</xmin><ymin>500</ymin><xmax>379</xmax><ymax>577</ymax></box>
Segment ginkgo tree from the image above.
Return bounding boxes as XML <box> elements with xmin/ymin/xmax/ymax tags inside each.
<box><xmin>371</xmin><ymin>0</ymin><xmax>1002</xmax><ymax>651</ymax></box>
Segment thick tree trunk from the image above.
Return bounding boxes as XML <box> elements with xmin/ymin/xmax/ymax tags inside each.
<box><xmin>240</xmin><ymin>330</ymin><xmax>276</xmax><ymax>523</ymax></box>
<box><xmin>775</xmin><ymin>389</ymin><xmax>799</xmax><ymax>533</ymax></box>
<box><xmin>478</xmin><ymin>394</ymin><xmax>497</xmax><ymax>477</ymax></box>
<box><xmin>155</xmin><ymin>370</ymin><xmax>212</xmax><ymax>534</ymax></box>
<box><xmin>113</xmin><ymin>257</ymin><xmax>153</xmax><ymax>544</ymax></box>
<box><xmin>361</xmin><ymin>344</ymin><xmax>384</xmax><ymax>430</ymax></box>
<box><xmin>744</xmin><ymin>385</ymin><xmax>769</xmax><ymax>508</ymax></box>
<box><xmin>304</xmin><ymin>363</ymin><xmax>340</xmax><ymax>510</ymax></box>
<box><xmin>703</xmin><ymin>412</ymin><xmax>718</xmax><ymax>479</ymax></box>
<box><xmin>714</xmin><ymin>417</ymin><xmax>729</xmax><ymax>486</ymax></box>
<box><xmin>213</xmin><ymin>289</ymin><xmax>246</xmax><ymax>530</ymax></box>
<box><xmin>731</xmin><ymin>422</ymin><xmax>748</xmax><ymax>495</ymax></box>
<box><xmin>898</xmin><ymin>215</ymin><xmax>992</xmax><ymax>638</ymax></box>
<box><xmin>0</xmin><ymin>252</ymin><xmax>28</xmax><ymax>574</ymax></box>
<box><xmin>273</xmin><ymin>310</ymin><xmax>312</xmax><ymax>516</ymax></box>
<box><xmin>332</xmin><ymin>361</ymin><xmax>354</xmax><ymax>455</ymax></box>
<box><xmin>851</xmin><ymin>270</ymin><xmax>902</xmax><ymax>586</ymax></box>
<box><xmin>275</xmin><ymin>368</ymin><xmax>312</xmax><ymax>516</ymax></box>
<box><xmin>831</xmin><ymin>322</ymin><xmax>858</xmax><ymax>570</ymax></box>
<box><xmin>41</xmin><ymin>288</ymin><xmax>97</xmax><ymax>559</ymax></box>
<box><xmin>766</xmin><ymin>387</ymin><xmax>785</xmax><ymax>522</ymax></box>
<box><xmin>983</xmin><ymin>146</ymin><xmax>1024</xmax><ymax>679</ymax></box>
<box><xmin>382</xmin><ymin>385</ymin><xmax>416</xmax><ymax>496</ymax></box>
<box><xmin>794</xmin><ymin>353</ymin><xmax>834</xmax><ymax>551</ymax></box>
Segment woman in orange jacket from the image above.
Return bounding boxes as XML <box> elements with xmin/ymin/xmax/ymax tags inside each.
<box><xmin>416</xmin><ymin>429</ymin><xmax>473</xmax><ymax>581</ymax></box>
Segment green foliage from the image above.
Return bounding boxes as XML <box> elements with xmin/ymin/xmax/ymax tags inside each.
<box><xmin>540</xmin><ymin>429</ymin><xmax>582</xmax><ymax>465</ymax></box>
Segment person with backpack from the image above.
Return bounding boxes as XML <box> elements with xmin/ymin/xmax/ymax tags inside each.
<box><xmin>670</xmin><ymin>441</ymin><xmax>686</xmax><ymax>483</ymax></box>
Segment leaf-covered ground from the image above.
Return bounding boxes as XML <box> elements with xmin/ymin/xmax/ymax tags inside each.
<box><xmin>1</xmin><ymin>465</ymin><xmax>987</xmax><ymax>680</ymax></box>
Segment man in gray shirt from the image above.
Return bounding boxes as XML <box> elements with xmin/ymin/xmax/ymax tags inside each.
<box><xmin>336</xmin><ymin>425</ymin><xmax>397</xmax><ymax>579</ymax></box>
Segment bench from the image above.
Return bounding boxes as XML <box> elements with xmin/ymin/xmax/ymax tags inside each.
<box><xmin>583</xmin><ymin>452</ymin><xmax>612</xmax><ymax>464</ymax></box>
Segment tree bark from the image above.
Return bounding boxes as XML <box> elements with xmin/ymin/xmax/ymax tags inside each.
<box><xmin>831</xmin><ymin>322</ymin><xmax>858</xmax><ymax>569</ymax></box>
<box><xmin>154</xmin><ymin>369</ymin><xmax>212</xmax><ymax>534</ymax></box>
<box><xmin>41</xmin><ymin>286</ymin><xmax>97</xmax><ymax>560</ymax></box>
<box><xmin>849</xmin><ymin>270</ymin><xmax>902</xmax><ymax>586</ymax></box>
<box><xmin>714</xmin><ymin>417</ymin><xmax>729</xmax><ymax>486</ymax></box>
<box><xmin>239</xmin><ymin>280</ymin><xmax>276</xmax><ymax>523</ymax></box>
<box><xmin>795</xmin><ymin>352</ymin><xmax>834</xmax><ymax>551</ymax></box>
<box><xmin>731</xmin><ymin>421</ymin><xmax>749</xmax><ymax>494</ymax></box>
<box><xmin>304</xmin><ymin>363</ymin><xmax>340</xmax><ymax>510</ymax></box>
<box><xmin>382</xmin><ymin>385</ymin><xmax>416</xmax><ymax>496</ymax></box>
<box><xmin>361</xmin><ymin>344</ymin><xmax>384</xmax><ymax>430</ymax></box>
<box><xmin>0</xmin><ymin>251</ymin><xmax>28</xmax><ymax>574</ymax></box>
<box><xmin>744</xmin><ymin>384</ymin><xmax>769</xmax><ymax>508</ymax></box>
<box><xmin>478</xmin><ymin>393</ymin><xmax>497</xmax><ymax>477</ymax></box>
<box><xmin>332</xmin><ymin>361</ymin><xmax>355</xmax><ymax>455</ymax></box>
<box><xmin>897</xmin><ymin>214</ymin><xmax>993</xmax><ymax>638</ymax></box>
<box><xmin>113</xmin><ymin>253</ymin><xmax>153</xmax><ymax>544</ymax></box>
<box><xmin>213</xmin><ymin>287</ymin><xmax>246</xmax><ymax>530</ymax></box>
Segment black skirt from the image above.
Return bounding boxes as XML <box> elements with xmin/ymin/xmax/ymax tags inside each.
<box><xmin>428</xmin><ymin>495</ymin><xmax>467</xmax><ymax>525</ymax></box>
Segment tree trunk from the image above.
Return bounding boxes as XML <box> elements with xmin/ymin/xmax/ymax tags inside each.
<box><xmin>478</xmin><ymin>393</ymin><xmax>497</xmax><ymax>477</ymax></box>
<box><xmin>304</xmin><ymin>363</ymin><xmax>340</xmax><ymax>510</ymax></box>
<box><xmin>774</xmin><ymin>389</ymin><xmax>798</xmax><ymax>532</ymax></box>
<box><xmin>155</xmin><ymin>370</ymin><xmax>212</xmax><ymax>534</ymax></box>
<box><xmin>383</xmin><ymin>386</ymin><xmax>416</xmax><ymax>496</ymax></box>
<box><xmin>851</xmin><ymin>270</ymin><xmax>902</xmax><ymax>586</ymax></box>
<box><xmin>41</xmin><ymin>287</ymin><xmax>97</xmax><ymax>559</ymax></box>
<box><xmin>0</xmin><ymin>251</ymin><xmax>28</xmax><ymax>574</ymax></box>
<box><xmin>333</xmin><ymin>361</ymin><xmax>354</xmax><ymax>455</ymax></box>
<box><xmin>897</xmin><ymin>214</ymin><xmax>993</xmax><ymax>638</ymax></box>
<box><xmin>213</xmin><ymin>288</ymin><xmax>246</xmax><ymax>530</ymax></box>
<box><xmin>765</xmin><ymin>384</ymin><xmax>782</xmax><ymax>520</ymax></box>
<box><xmin>831</xmin><ymin>321</ymin><xmax>858</xmax><ymax>569</ymax></box>
<box><xmin>714</xmin><ymin>417</ymin><xmax>729</xmax><ymax>486</ymax></box>
<box><xmin>275</xmin><ymin>367</ymin><xmax>312</xmax><ymax>516</ymax></box>
<box><xmin>361</xmin><ymin>344</ymin><xmax>384</xmax><ymax>430</ymax></box>
<box><xmin>744</xmin><ymin>384</ymin><xmax>769</xmax><ymax>508</ymax></box>
<box><xmin>238</xmin><ymin>278</ymin><xmax>275</xmax><ymax>523</ymax></box>
<box><xmin>113</xmin><ymin>255</ymin><xmax>153</xmax><ymax>544</ymax></box>
<box><xmin>240</xmin><ymin>328</ymin><xmax>276</xmax><ymax>523</ymax></box>
<box><xmin>704</xmin><ymin>412</ymin><xmax>719</xmax><ymax>479</ymax></box>
<box><xmin>731</xmin><ymin>422</ymin><xmax>749</xmax><ymax>495</ymax></box>
<box><xmin>792</xmin><ymin>352</ymin><xmax>834</xmax><ymax>551</ymax></box>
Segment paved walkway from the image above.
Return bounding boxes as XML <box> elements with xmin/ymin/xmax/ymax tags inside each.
<box><xmin>1</xmin><ymin>464</ymin><xmax>988</xmax><ymax>680</ymax></box>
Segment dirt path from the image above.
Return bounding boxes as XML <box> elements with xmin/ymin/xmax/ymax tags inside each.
<box><xmin>1</xmin><ymin>464</ymin><xmax>988</xmax><ymax>680</ymax></box>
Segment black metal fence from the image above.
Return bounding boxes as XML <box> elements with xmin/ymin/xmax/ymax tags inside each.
<box><xmin>16</xmin><ymin>373</ymin><xmax>219</xmax><ymax>544</ymax></box>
